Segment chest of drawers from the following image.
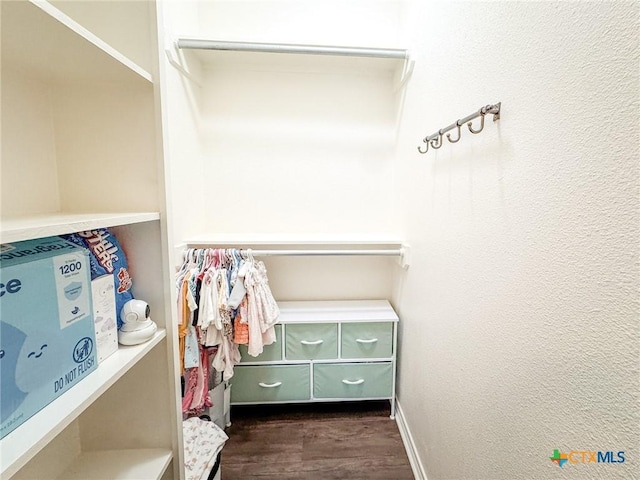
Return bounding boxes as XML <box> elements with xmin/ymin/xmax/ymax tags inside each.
<box><xmin>231</xmin><ymin>300</ymin><xmax>399</xmax><ymax>418</ymax></box>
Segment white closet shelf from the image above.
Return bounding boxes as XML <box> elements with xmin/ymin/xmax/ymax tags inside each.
<box><xmin>1</xmin><ymin>0</ymin><xmax>152</xmax><ymax>84</ymax></box>
<box><xmin>0</xmin><ymin>212</ymin><xmax>160</xmax><ymax>244</ymax></box>
<box><xmin>57</xmin><ymin>448</ymin><xmax>172</xmax><ymax>480</ymax></box>
<box><xmin>0</xmin><ymin>329</ymin><xmax>167</xmax><ymax>479</ymax></box>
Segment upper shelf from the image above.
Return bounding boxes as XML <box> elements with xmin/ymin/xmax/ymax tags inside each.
<box><xmin>1</xmin><ymin>0</ymin><xmax>152</xmax><ymax>84</ymax></box>
<box><xmin>0</xmin><ymin>212</ymin><xmax>160</xmax><ymax>244</ymax></box>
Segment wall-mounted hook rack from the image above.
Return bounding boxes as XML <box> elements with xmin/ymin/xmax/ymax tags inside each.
<box><xmin>418</xmin><ymin>102</ymin><xmax>501</xmax><ymax>154</ymax></box>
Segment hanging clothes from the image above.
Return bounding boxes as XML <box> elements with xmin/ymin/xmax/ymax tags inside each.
<box><xmin>176</xmin><ymin>248</ymin><xmax>280</xmax><ymax>415</ymax></box>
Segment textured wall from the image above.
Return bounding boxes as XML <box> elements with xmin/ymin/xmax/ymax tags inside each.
<box><xmin>392</xmin><ymin>2</ymin><xmax>639</xmax><ymax>479</ymax></box>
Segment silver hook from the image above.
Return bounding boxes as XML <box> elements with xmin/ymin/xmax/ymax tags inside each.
<box><xmin>467</xmin><ymin>114</ymin><xmax>485</xmax><ymax>134</ymax></box>
<box><xmin>418</xmin><ymin>139</ymin><xmax>429</xmax><ymax>154</ymax></box>
<box><xmin>446</xmin><ymin>123</ymin><xmax>462</xmax><ymax>143</ymax></box>
<box><xmin>430</xmin><ymin>130</ymin><xmax>443</xmax><ymax>149</ymax></box>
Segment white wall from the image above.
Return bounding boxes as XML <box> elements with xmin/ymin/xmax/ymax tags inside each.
<box><xmin>1</xmin><ymin>69</ymin><xmax>60</xmax><ymax>217</ymax></box>
<box><xmin>162</xmin><ymin>1</ymin><xmax>407</xmax><ymax>300</ymax></box>
<box><xmin>197</xmin><ymin>57</ymin><xmax>400</xmax><ymax>236</ymax></box>
<box><xmin>52</xmin><ymin>82</ymin><xmax>158</xmax><ymax>213</ymax></box>
<box><xmin>195</xmin><ymin>0</ymin><xmax>407</xmax><ymax>48</ymax></box>
<box><xmin>0</xmin><ymin>56</ymin><xmax>156</xmax><ymax>218</ymax></box>
<box><xmin>166</xmin><ymin>0</ymin><xmax>407</xmax><ymax>238</ymax></box>
<box><xmin>393</xmin><ymin>2</ymin><xmax>639</xmax><ymax>479</ymax></box>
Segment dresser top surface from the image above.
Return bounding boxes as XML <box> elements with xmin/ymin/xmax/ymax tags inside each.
<box><xmin>276</xmin><ymin>300</ymin><xmax>398</xmax><ymax>323</ymax></box>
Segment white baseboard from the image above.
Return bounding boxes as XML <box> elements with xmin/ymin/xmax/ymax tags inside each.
<box><xmin>395</xmin><ymin>400</ymin><xmax>428</xmax><ymax>480</ymax></box>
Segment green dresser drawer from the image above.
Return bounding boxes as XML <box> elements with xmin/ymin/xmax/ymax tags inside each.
<box><xmin>341</xmin><ymin>322</ymin><xmax>393</xmax><ymax>359</ymax></box>
<box><xmin>285</xmin><ymin>323</ymin><xmax>337</xmax><ymax>360</ymax></box>
<box><xmin>239</xmin><ymin>324</ymin><xmax>282</xmax><ymax>362</ymax></box>
<box><xmin>231</xmin><ymin>365</ymin><xmax>310</xmax><ymax>403</ymax></box>
<box><xmin>313</xmin><ymin>363</ymin><xmax>393</xmax><ymax>399</ymax></box>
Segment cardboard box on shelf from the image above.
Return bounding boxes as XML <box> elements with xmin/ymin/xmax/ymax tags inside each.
<box><xmin>0</xmin><ymin>236</ymin><xmax>97</xmax><ymax>439</ymax></box>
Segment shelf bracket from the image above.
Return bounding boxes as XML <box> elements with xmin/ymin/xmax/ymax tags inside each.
<box><xmin>165</xmin><ymin>41</ymin><xmax>202</xmax><ymax>87</ymax></box>
<box><xmin>399</xmin><ymin>245</ymin><xmax>411</xmax><ymax>269</ymax></box>
<box><xmin>395</xmin><ymin>54</ymin><xmax>415</xmax><ymax>92</ymax></box>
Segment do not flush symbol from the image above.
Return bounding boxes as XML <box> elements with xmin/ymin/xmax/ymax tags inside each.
<box><xmin>73</xmin><ymin>337</ymin><xmax>93</xmax><ymax>363</ymax></box>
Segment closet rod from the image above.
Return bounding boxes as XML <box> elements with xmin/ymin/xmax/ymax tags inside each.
<box><xmin>248</xmin><ymin>249</ymin><xmax>403</xmax><ymax>257</ymax></box>
<box><xmin>181</xmin><ymin>246</ymin><xmax>411</xmax><ymax>268</ymax></box>
<box><xmin>176</xmin><ymin>38</ymin><xmax>408</xmax><ymax>60</ymax></box>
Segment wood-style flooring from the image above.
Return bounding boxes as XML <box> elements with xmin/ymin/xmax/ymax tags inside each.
<box><xmin>221</xmin><ymin>401</ymin><xmax>414</xmax><ymax>480</ymax></box>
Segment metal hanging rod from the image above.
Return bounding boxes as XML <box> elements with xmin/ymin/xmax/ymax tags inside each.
<box><xmin>181</xmin><ymin>246</ymin><xmax>410</xmax><ymax>268</ymax></box>
<box><xmin>247</xmin><ymin>249</ymin><xmax>403</xmax><ymax>257</ymax></box>
<box><xmin>241</xmin><ymin>248</ymin><xmax>409</xmax><ymax>268</ymax></box>
<box><xmin>176</xmin><ymin>38</ymin><xmax>408</xmax><ymax>60</ymax></box>
<box><xmin>418</xmin><ymin>102</ymin><xmax>501</xmax><ymax>154</ymax></box>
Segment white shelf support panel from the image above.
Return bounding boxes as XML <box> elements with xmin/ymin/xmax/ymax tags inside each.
<box><xmin>176</xmin><ymin>38</ymin><xmax>409</xmax><ymax>60</ymax></box>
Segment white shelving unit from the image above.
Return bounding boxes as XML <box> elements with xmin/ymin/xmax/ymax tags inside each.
<box><xmin>1</xmin><ymin>331</ymin><xmax>167</xmax><ymax>479</ymax></box>
<box><xmin>1</xmin><ymin>1</ymin><xmax>181</xmax><ymax>479</ymax></box>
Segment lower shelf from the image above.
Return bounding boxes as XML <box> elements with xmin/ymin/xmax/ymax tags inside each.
<box><xmin>58</xmin><ymin>448</ymin><xmax>172</xmax><ymax>480</ymax></box>
<box><xmin>0</xmin><ymin>329</ymin><xmax>167</xmax><ymax>479</ymax></box>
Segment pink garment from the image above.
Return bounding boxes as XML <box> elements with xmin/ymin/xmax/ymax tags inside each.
<box><xmin>181</xmin><ymin>368</ymin><xmax>198</xmax><ymax>414</ymax></box>
<box><xmin>187</xmin><ymin>347</ymin><xmax>213</xmax><ymax>415</ymax></box>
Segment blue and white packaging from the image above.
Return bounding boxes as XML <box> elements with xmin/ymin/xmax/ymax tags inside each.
<box><xmin>0</xmin><ymin>236</ymin><xmax>97</xmax><ymax>439</ymax></box>
<box><xmin>62</xmin><ymin>229</ymin><xmax>133</xmax><ymax>328</ymax></box>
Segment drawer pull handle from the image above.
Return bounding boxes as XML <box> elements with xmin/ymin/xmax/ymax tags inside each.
<box><xmin>356</xmin><ymin>338</ymin><xmax>378</xmax><ymax>344</ymax></box>
<box><xmin>342</xmin><ymin>379</ymin><xmax>365</xmax><ymax>385</ymax></box>
<box><xmin>300</xmin><ymin>339</ymin><xmax>324</xmax><ymax>345</ymax></box>
<box><xmin>258</xmin><ymin>382</ymin><xmax>282</xmax><ymax>388</ymax></box>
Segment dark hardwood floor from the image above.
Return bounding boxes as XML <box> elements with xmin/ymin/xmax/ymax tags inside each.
<box><xmin>221</xmin><ymin>401</ymin><xmax>414</xmax><ymax>480</ymax></box>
